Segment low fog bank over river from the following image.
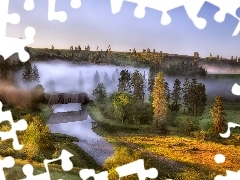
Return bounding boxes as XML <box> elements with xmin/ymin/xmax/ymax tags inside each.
<box><xmin>47</xmin><ymin>103</ymin><xmax>114</xmax><ymax>165</ymax></box>
<box><xmin>14</xmin><ymin>60</ymin><xmax>150</xmax><ymax>100</ymax></box>
<box><xmin>14</xmin><ymin>60</ymin><xmax>240</xmax><ymax>101</ymax></box>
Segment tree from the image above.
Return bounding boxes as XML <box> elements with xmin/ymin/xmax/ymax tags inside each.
<box><xmin>188</xmin><ymin>79</ymin><xmax>207</xmax><ymax>116</ymax></box>
<box><xmin>93</xmin><ymin>70</ymin><xmax>100</xmax><ymax>88</ymax></box>
<box><xmin>92</xmin><ymin>83</ymin><xmax>107</xmax><ymax>104</ymax></box>
<box><xmin>210</xmin><ymin>95</ymin><xmax>227</xmax><ymax>134</ymax></box>
<box><xmin>170</xmin><ymin>79</ymin><xmax>182</xmax><ymax>112</ymax></box>
<box><xmin>30</xmin><ymin>84</ymin><xmax>47</xmax><ymax>111</ymax></box>
<box><xmin>32</xmin><ymin>65</ymin><xmax>40</xmax><ymax>84</ymax></box>
<box><xmin>131</xmin><ymin>70</ymin><xmax>144</xmax><ymax>102</ymax></box>
<box><xmin>103</xmin><ymin>72</ymin><xmax>111</xmax><ymax>87</ymax></box>
<box><xmin>111</xmin><ymin>72</ymin><xmax>116</xmax><ymax>84</ymax></box>
<box><xmin>0</xmin><ymin>59</ymin><xmax>10</xmax><ymax>79</ymax></box>
<box><xmin>21</xmin><ymin>115</ymin><xmax>54</xmax><ymax>162</ymax></box>
<box><xmin>147</xmin><ymin>67</ymin><xmax>156</xmax><ymax>96</ymax></box>
<box><xmin>118</xmin><ymin>69</ymin><xmax>131</xmax><ymax>92</ymax></box>
<box><xmin>151</xmin><ymin>72</ymin><xmax>168</xmax><ymax>128</ymax></box>
<box><xmin>110</xmin><ymin>92</ymin><xmax>132</xmax><ymax>123</ymax></box>
<box><xmin>22</xmin><ymin>61</ymin><xmax>33</xmax><ymax>83</ymax></box>
<box><xmin>182</xmin><ymin>78</ymin><xmax>190</xmax><ymax>113</ymax></box>
<box><xmin>164</xmin><ymin>81</ymin><xmax>171</xmax><ymax>105</ymax></box>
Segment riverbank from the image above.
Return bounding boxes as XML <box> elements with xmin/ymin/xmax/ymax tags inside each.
<box><xmin>46</xmin><ymin>103</ymin><xmax>114</xmax><ymax>166</ymax></box>
<box><xmin>0</xmin><ymin>103</ymin><xmax>104</xmax><ymax>179</ymax></box>
<box><xmin>87</xmin><ymin>103</ymin><xmax>240</xmax><ymax>180</ymax></box>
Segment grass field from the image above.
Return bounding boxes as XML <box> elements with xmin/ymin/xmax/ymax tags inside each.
<box><xmin>87</xmin><ymin>99</ymin><xmax>240</xmax><ymax>180</ymax></box>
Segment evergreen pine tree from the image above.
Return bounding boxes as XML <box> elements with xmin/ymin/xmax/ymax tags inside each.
<box><xmin>210</xmin><ymin>95</ymin><xmax>227</xmax><ymax>134</ymax></box>
<box><xmin>171</xmin><ymin>79</ymin><xmax>182</xmax><ymax>112</ymax></box>
<box><xmin>131</xmin><ymin>70</ymin><xmax>144</xmax><ymax>102</ymax></box>
<box><xmin>103</xmin><ymin>72</ymin><xmax>111</xmax><ymax>87</ymax></box>
<box><xmin>118</xmin><ymin>69</ymin><xmax>131</xmax><ymax>92</ymax></box>
<box><xmin>182</xmin><ymin>78</ymin><xmax>190</xmax><ymax>113</ymax></box>
<box><xmin>152</xmin><ymin>72</ymin><xmax>168</xmax><ymax>129</ymax></box>
<box><xmin>164</xmin><ymin>81</ymin><xmax>171</xmax><ymax>105</ymax></box>
<box><xmin>32</xmin><ymin>65</ymin><xmax>40</xmax><ymax>83</ymax></box>
<box><xmin>92</xmin><ymin>83</ymin><xmax>107</xmax><ymax>104</ymax></box>
<box><xmin>22</xmin><ymin>61</ymin><xmax>33</xmax><ymax>83</ymax></box>
<box><xmin>111</xmin><ymin>72</ymin><xmax>116</xmax><ymax>84</ymax></box>
<box><xmin>93</xmin><ymin>70</ymin><xmax>100</xmax><ymax>88</ymax></box>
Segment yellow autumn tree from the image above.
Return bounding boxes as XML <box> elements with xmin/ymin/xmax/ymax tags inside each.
<box><xmin>151</xmin><ymin>72</ymin><xmax>168</xmax><ymax>129</ymax></box>
<box><xmin>21</xmin><ymin>115</ymin><xmax>54</xmax><ymax>162</ymax></box>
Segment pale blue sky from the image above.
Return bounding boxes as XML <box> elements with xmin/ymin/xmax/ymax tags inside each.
<box><xmin>6</xmin><ymin>0</ymin><xmax>240</xmax><ymax>58</ymax></box>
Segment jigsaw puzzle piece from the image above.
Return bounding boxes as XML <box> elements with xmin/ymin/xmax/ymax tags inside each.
<box><xmin>0</xmin><ymin>156</ymin><xmax>15</xmax><ymax>180</ymax></box>
<box><xmin>115</xmin><ymin>159</ymin><xmax>158</xmax><ymax>180</ymax></box>
<box><xmin>24</xmin><ymin>0</ymin><xmax>35</xmax><ymax>11</ymax></box>
<box><xmin>132</xmin><ymin>0</ymin><xmax>186</xmax><ymax>25</ymax></box>
<box><xmin>110</xmin><ymin>0</ymin><xmax>189</xmax><ymax>25</ymax></box>
<box><xmin>219</xmin><ymin>122</ymin><xmax>240</xmax><ymax>138</ymax></box>
<box><xmin>232</xmin><ymin>83</ymin><xmax>240</xmax><ymax>96</ymax></box>
<box><xmin>21</xmin><ymin>149</ymin><xmax>74</xmax><ymax>180</ymax></box>
<box><xmin>21</xmin><ymin>164</ymin><xmax>50</xmax><ymax>180</ymax></box>
<box><xmin>0</xmin><ymin>26</ymin><xmax>35</xmax><ymax>62</ymax></box>
<box><xmin>0</xmin><ymin>101</ymin><xmax>28</xmax><ymax>150</ymax></box>
<box><xmin>0</xmin><ymin>0</ymin><xmax>20</xmax><ymax>37</ymax></box>
<box><xmin>48</xmin><ymin>0</ymin><xmax>67</xmax><ymax>22</ymax></box>
<box><xmin>182</xmin><ymin>0</ymin><xmax>207</xmax><ymax>29</ymax></box>
<box><xmin>214</xmin><ymin>170</ymin><xmax>240</xmax><ymax>180</ymax></box>
<box><xmin>110</xmin><ymin>0</ymin><xmax>124</xmax><ymax>14</ymax></box>
<box><xmin>49</xmin><ymin>149</ymin><xmax>74</xmax><ymax>171</ymax></box>
<box><xmin>70</xmin><ymin>0</ymin><xmax>81</xmax><ymax>9</ymax></box>
<box><xmin>79</xmin><ymin>169</ymin><xmax>108</xmax><ymax>180</ymax></box>
<box><xmin>207</xmin><ymin>0</ymin><xmax>240</xmax><ymax>36</ymax></box>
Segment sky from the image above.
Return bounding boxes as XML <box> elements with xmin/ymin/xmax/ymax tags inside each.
<box><xmin>6</xmin><ymin>0</ymin><xmax>240</xmax><ymax>58</ymax></box>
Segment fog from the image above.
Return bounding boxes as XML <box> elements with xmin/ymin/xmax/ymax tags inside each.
<box><xmin>13</xmin><ymin>59</ymin><xmax>240</xmax><ymax>101</ymax></box>
<box><xmin>14</xmin><ymin>60</ymin><xmax>149</xmax><ymax>100</ymax></box>
<box><xmin>202</xmin><ymin>64</ymin><xmax>240</xmax><ymax>74</ymax></box>
<box><xmin>165</xmin><ymin>76</ymin><xmax>240</xmax><ymax>101</ymax></box>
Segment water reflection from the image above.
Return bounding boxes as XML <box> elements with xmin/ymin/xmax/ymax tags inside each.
<box><xmin>52</xmin><ymin>103</ymin><xmax>82</xmax><ymax>113</ymax></box>
<box><xmin>47</xmin><ymin>103</ymin><xmax>114</xmax><ymax>165</ymax></box>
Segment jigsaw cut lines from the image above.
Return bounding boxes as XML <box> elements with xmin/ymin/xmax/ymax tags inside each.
<box><xmin>110</xmin><ymin>0</ymin><xmax>240</xmax><ymax>35</ymax></box>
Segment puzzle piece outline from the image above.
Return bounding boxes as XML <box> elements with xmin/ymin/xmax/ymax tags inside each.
<box><xmin>110</xmin><ymin>0</ymin><xmax>240</xmax><ymax>36</ymax></box>
<box><xmin>0</xmin><ymin>101</ymin><xmax>28</xmax><ymax>150</ymax></box>
<box><xmin>20</xmin><ymin>149</ymin><xmax>74</xmax><ymax>180</ymax></box>
<box><xmin>0</xmin><ymin>0</ymin><xmax>36</xmax><ymax>62</ymax></box>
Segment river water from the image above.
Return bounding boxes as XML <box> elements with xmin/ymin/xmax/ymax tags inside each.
<box><xmin>47</xmin><ymin>103</ymin><xmax>114</xmax><ymax>165</ymax></box>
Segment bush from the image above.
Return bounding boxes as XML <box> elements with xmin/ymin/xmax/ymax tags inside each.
<box><xmin>103</xmin><ymin>147</ymin><xmax>151</xmax><ymax>180</ymax></box>
<box><xmin>190</xmin><ymin>131</ymin><xmax>206</xmax><ymax>140</ymax></box>
<box><xmin>102</xmin><ymin>105</ymin><xmax>115</xmax><ymax>119</ymax></box>
<box><xmin>21</xmin><ymin>115</ymin><xmax>55</xmax><ymax>161</ymax></box>
<box><xmin>166</xmin><ymin>111</ymin><xmax>178</xmax><ymax>127</ymax></box>
<box><xmin>178</xmin><ymin>116</ymin><xmax>199</xmax><ymax>135</ymax></box>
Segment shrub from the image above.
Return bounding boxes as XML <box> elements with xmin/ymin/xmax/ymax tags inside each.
<box><xmin>21</xmin><ymin>115</ymin><xmax>55</xmax><ymax>161</ymax></box>
<box><xmin>166</xmin><ymin>111</ymin><xmax>178</xmax><ymax>127</ymax></box>
<box><xmin>190</xmin><ymin>131</ymin><xmax>206</xmax><ymax>140</ymax></box>
<box><xmin>179</xmin><ymin>116</ymin><xmax>199</xmax><ymax>135</ymax></box>
<box><xmin>103</xmin><ymin>147</ymin><xmax>151</xmax><ymax>180</ymax></box>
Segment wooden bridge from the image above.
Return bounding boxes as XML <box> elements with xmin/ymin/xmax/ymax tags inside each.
<box><xmin>46</xmin><ymin>93</ymin><xmax>90</xmax><ymax>105</ymax></box>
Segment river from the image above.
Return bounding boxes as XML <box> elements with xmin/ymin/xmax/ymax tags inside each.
<box><xmin>47</xmin><ymin>103</ymin><xmax>114</xmax><ymax>165</ymax></box>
